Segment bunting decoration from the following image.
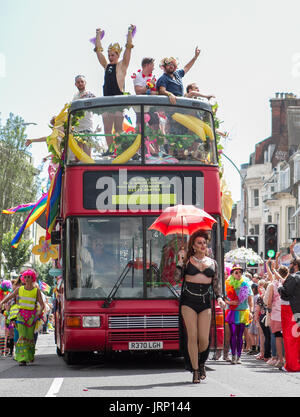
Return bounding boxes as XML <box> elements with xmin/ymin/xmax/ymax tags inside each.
<box><xmin>9</xmin><ymin>193</ymin><xmax>48</xmax><ymax>248</ymax></box>
<box><xmin>45</xmin><ymin>165</ymin><xmax>62</xmax><ymax>240</ymax></box>
<box><xmin>2</xmin><ymin>202</ymin><xmax>36</xmax><ymax>215</ymax></box>
<box><xmin>38</xmin><ymin>280</ymin><xmax>51</xmax><ymax>294</ymax></box>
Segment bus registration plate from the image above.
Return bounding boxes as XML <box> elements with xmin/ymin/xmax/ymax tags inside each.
<box><xmin>129</xmin><ymin>341</ymin><xmax>163</xmax><ymax>350</ymax></box>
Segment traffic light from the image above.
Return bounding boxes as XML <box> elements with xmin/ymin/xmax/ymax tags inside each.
<box><xmin>247</xmin><ymin>235</ymin><xmax>258</xmax><ymax>253</ymax></box>
<box><xmin>264</xmin><ymin>224</ymin><xmax>278</xmax><ymax>259</ymax></box>
<box><xmin>237</xmin><ymin>236</ymin><xmax>246</xmax><ymax>247</ymax></box>
<box><xmin>226</xmin><ymin>228</ymin><xmax>236</xmax><ymax>241</ymax></box>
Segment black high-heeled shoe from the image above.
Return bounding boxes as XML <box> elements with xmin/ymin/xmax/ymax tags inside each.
<box><xmin>199</xmin><ymin>363</ymin><xmax>206</xmax><ymax>380</ymax></box>
<box><xmin>192</xmin><ymin>369</ymin><xmax>200</xmax><ymax>384</ymax></box>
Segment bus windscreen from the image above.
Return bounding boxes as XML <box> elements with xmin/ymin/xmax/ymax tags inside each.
<box><xmin>65</xmin><ymin>217</ymin><xmax>217</xmax><ymax>300</ymax></box>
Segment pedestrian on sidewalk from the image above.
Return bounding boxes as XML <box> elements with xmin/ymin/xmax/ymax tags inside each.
<box><xmin>247</xmin><ymin>283</ymin><xmax>259</xmax><ymax>355</ymax></box>
<box><xmin>278</xmin><ymin>258</ymin><xmax>300</xmax><ymax>372</ymax></box>
<box><xmin>223</xmin><ymin>266</ymin><xmax>231</xmax><ymax>361</ymax></box>
<box><xmin>267</xmin><ymin>265</ymin><xmax>289</xmax><ymax>369</ymax></box>
<box><xmin>257</xmin><ymin>279</ymin><xmax>272</xmax><ymax>361</ymax></box>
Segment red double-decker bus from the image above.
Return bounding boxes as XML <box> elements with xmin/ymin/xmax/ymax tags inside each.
<box><xmin>54</xmin><ymin>95</ymin><xmax>224</xmax><ymax>364</ymax></box>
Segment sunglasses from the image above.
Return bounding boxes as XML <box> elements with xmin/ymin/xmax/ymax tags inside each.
<box><xmin>233</xmin><ymin>270</ymin><xmax>242</xmax><ymax>275</ymax></box>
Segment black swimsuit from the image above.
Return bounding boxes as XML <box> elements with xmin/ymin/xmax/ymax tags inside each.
<box><xmin>180</xmin><ymin>262</ymin><xmax>215</xmax><ymax>314</ymax></box>
<box><xmin>179</xmin><ymin>259</ymin><xmax>222</xmax><ymax>371</ymax></box>
<box><xmin>184</xmin><ymin>262</ymin><xmax>215</xmax><ymax>278</ymax></box>
<box><xmin>103</xmin><ymin>64</ymin><xmax>123</xmax><ymax>96</ymax></box>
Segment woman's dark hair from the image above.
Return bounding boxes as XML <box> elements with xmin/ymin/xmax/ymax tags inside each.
<box><xmin>291</xmin><ymin>257</ymin><xmax>300</xmax><ymax>270</ymax></box>
<box><xmin>141</xmin><ymin>57</ymin><xmax>154</xmax><ymax>67</ymax></box>
<box><xmin>12</xmin><ymin>276</ymin><xmax>22</xmax><ymax>286</ymax></box>
<box><xmin>251</xmin><ymin>283</ymin><xmax>258</xmax><ymax>295</ymax></box>
<box><xmin>186</xmin><ymin>230</ymin><xmax>210</xmax><ymax>261</ymax></box>
<box><xmin>278</xmin><ymin>265</ymin><xmax>289</xmax><ymax>278</ymax></box>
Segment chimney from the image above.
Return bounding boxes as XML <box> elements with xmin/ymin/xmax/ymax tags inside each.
<box><xmin>270</xmin><ymin>95</ymin><xmax>282</xmax><ymax>136</ymax></box>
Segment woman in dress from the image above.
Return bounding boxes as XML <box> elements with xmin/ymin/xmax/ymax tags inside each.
<box><xmin>0</xmin><ymin>269</ymin><xmax>45</xmax><ymax>366</ymax></box>
<box><xmin>177</xmin><ymin>230</ymin><xmax>226</xmax><ymax>383</ymax></box>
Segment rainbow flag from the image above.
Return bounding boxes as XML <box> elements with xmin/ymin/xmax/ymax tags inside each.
<box><xmin>46</xmin><ymin>166</ymin><xmax>62</xmax><ymax>240</ymax></box>
<box><xmin>2</xmin><ymin>202</ymin><xmax>36</xmax><ymax>214</ymax></box>
<box><xmin>38</xmin><ymin>280</ymin><xmax>51</xmax><ymax>294</ymax></box>
<box><xmin>10</xmin><ymin>193</ymin><xmax>48</xmax><ymax>248</ymax></box>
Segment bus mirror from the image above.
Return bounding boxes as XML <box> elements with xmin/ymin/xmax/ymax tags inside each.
<box><xmin>51</xmin><ymin>231</ymin><xmax>61</xmax><ymax>245</ymax></box>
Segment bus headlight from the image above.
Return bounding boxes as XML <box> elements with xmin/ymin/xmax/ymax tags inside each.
<box><xmin>82</xmin><ymin>316</ymin><xmax>101</xmax><ymax>328</ymax></box>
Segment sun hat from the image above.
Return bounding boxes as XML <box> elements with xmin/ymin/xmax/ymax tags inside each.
<box><xmin>230</xmin><ymin>264</ymin><xmax>243</xmax><ymax>273</ymax></box>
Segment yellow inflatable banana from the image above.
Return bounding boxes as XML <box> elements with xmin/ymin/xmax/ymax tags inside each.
<box><xmin>112</xmin><ymin>134</ymin><xmax>141</xmax><ymax>164</ymax></box>
<box><xmin>171</xmin><ymin>113</ymin><xmax>206</xmax><ymax>141</ymax></box>
<box><xmin>54</xmin><ymin>103</ymin><xmax>70</xmax><ymax>127</ymax></box>
<box><xmin>47</xmin><ymin>128</ymin><xmax>64</xmax><ymax>158</ymax></box>
<box><xmin>68</xmin><ymin>133</ymin><xmax>95</xmax><ymax>164</ymax></box>
<box><xmin>184</xmin><ymin>114</ymin><xmax>214</xmax><ymax>140</ymax></box>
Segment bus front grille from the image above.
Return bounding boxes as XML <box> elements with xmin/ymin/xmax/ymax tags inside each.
<box><xmin>108</xmin><ymin>315</ymin><xmax>178</xmax><ymax>329</ymax></box>
<box><xmin>108</xmin><ymin>330</ymin><xmax>178</xmax><ymax>342</ymax></box>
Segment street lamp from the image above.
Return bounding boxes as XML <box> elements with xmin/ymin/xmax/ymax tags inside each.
<box><xmin>22</xmin><ymin>122</ymin><xmax>37</xmax><ymax>126</ymax></box>
<box><xmin>222</xmin><ymin>152</ymin><xmax>248</xmax><ymax>235</ymax></box>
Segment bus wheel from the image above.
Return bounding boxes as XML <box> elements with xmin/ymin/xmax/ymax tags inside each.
<box><xmin>63</xmin><ymin>351</ymin><xmax>81</xmax><ymax>365</ymax></box>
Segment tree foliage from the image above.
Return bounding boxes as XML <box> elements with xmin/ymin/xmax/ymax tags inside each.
<box><xmin>2</xmin><ymin>227</ymin><xmax>32</xmax><ymax>277</ymax></box>
<box><xmin>0</xmin><ymin>113</ymin><xmax>38</xmax><ymax>271</ymax></box>
<box><xmin>32</xmin><ymin>261</ymin><xmax>54</xmax><ymax>288</ymax></box>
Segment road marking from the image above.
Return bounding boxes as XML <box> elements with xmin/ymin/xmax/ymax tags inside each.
<box><xmin>45</xmin><ymin>378</ymin><xmax>64</xmax><ymax>397</ymax></box>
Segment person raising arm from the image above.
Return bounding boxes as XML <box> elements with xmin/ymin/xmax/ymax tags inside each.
<box><xmin>157</xmin><ymin>47</ymin><xmax>201</xmax><ymax>105</ymax></box>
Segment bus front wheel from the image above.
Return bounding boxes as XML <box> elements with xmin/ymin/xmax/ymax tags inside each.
<box><xmin>63</xmin><ymin>351</ymin><xmax>82</xmax><ymax>365</ymax></box>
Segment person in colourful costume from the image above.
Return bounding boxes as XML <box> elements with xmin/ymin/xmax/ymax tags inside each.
<box><xmin>225</xmin><ymin>265</ymin><xmax>254</xmax><ymax>364</ymax></box>
<box><xmin>0</xmin><ymin>269</ymin><xmax>45</xmax><ymax>366</ymax></box>
<box><xmin>94</xmin><ymin>25</ymin><xmax>135</xmax><ymax>150</ymax></box>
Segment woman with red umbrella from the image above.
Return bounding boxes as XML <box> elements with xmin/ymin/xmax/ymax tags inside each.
<box><xmin>177</xmin><ymin>230</ymin><xmax>226</xmax><ymax>383</ymax></box>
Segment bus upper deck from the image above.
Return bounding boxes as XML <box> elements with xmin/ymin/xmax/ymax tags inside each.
<box><xmin>54</xmin><ymin>95</ymin><xmax>223</xmax><ymax>363</ymax></box>
<box><xmin>67</xmin><ymin>95</ymin><xmax>218</xmax><ymax>167</ymax></box>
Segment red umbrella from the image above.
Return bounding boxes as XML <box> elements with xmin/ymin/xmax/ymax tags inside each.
<box><xmin>148</xmin><ymin>204</ymin><xmax>217</xmax><ymax>237</ymax></box>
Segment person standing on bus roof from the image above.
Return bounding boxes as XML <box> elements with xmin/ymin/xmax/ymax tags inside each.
<box><xmin>72</xmin><ymin>75</ymin><xmax>96</xmax><ymax>132</ymax></box>
<box><xmin>132</xmin><ymin>57</ymin><xmax>157</xmax><ymax>95</ymax></box>
<box><xmin>93</xmin><ymin>25</ymin><xmax>135</xmax><ymax>151</ymax></box>
<box><xmin>184</xmin><ymin>83</ymin><xmax>215</xmax><ymax>101</ymax></box>
<box><xmin>69</xmin><ymin>75</ymin><xmax>96</xmax><ymax>161</ymax></box>
<box><xmin>94</xmin><ymin>25</ymin><xmax>135</xmax><ymax>95</ymax></box>
<box><xmin>156</xmin><ymin>48</ymin><xmax>201</xmax><ymax>105</ymax></box>
<box><xmin>70</xmin><ymin>75</ymin><xmax>96</xmax><ymax>160</ymax></box>
<box><xmin>176</xmin><ymin>230</ymin><xmax>226</xmax><ymax>383</ymax></box>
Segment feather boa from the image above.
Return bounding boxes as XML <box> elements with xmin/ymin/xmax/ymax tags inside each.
<box><xmin>225</xmin><ymin>275</ymin><xmax>251</xmax><ymax>308</ymax></box>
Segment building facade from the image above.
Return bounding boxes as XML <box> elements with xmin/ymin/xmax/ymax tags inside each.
<box><xmin>232</xmin><ymin>92</ymin><xmax>300</xmax><ymax>257</ymax></box>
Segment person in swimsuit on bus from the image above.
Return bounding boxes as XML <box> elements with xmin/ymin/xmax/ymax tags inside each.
<box><xmin>176</xmin><ymin>230</ymin><xmax>226</xmax><ymax>383</ymax></box>
<box><xmin>94</xmin><ymin>25</ymin><xmax>136</xmax><ymax>152</ymax></box>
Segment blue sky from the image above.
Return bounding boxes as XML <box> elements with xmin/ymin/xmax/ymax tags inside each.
<box><xmin>1</xmin><ymin>0</ymin><xmax>300</xmax><ymax>201</ymax></box>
